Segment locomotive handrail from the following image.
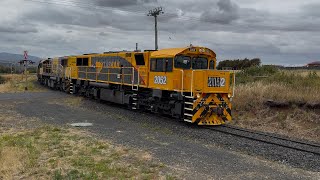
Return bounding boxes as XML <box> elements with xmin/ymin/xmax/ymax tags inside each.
<box><xmin>232</xmin><ymin>71</ymin><xmax>236</xmax><ymax>98</ymax></box>
<box><xmin>65</xmin><ymin>67</ymin><xmax>72</xmax><ymax>80</ymax></box>
<box><xmin>173</xmin><ymin>69</ymin><xmax>184</xmax><ymax>95</ymax></box>
<box><xmin>78</xmin><ymin>66</ymin><xmax>139</xmax><ymax>89</ymax></box>
<box><xmin>132</xmin><ymin>67</ymin><xmax>136</xmax><ymax>90</ymax></box>
<box><xmin>191</xmin><ymin>70</ymin><xmax>194</xmax><ymax>97</ymax></box>
<box><xmin>57</xmin><ymin>64</ymin><xmax>64</xmax><ymax>78</ymax></box>
<box><xmin>190</xmin><ymin>69</ymin><xmax>205</xmax><ymax>97</ymax></box>
<box><xmin>180</xmin><ymin>69</ymin><xmax>184</xmax><ymax>95</ymax></box>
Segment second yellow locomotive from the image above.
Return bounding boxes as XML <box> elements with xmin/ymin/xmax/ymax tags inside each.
<box><xmin>38</xmin><ymin>45</ymin><xmax>235</xmax><ymax>125</ymax></box>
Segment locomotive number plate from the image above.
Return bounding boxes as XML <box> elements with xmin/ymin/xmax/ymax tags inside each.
<box><xmin>154</xmin><ymin>76</ymin><xmax>167</xmax><ymax>85</ymax></box>
<box><xmin>208</xmin><ymin>77</ymin><xmax>225</xmax><ymax>87</ymax></box>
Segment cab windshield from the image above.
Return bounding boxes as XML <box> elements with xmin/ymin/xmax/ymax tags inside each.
<box><xmin>174</xmin><ymin>55</ymin><xmax>208</xmax><ymax>69</ymax></box>
<box><xmin>174</xmin><ymin>56</ymin><xmax>191</xmax><ymax>69</ymax></box>
<box><xmin>192</xmin><ymin>57</ymin><xmax>208</xmax><ymax>69</ymax></box>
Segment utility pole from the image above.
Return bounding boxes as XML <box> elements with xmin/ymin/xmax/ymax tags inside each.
<box><xmin>147</xmin><ymin>7</ymin><xmax>164</xmax><ymax>50</ymax></box>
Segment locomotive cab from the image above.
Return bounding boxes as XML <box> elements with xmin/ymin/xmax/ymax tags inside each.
<box><xmin>149</xmin><ymin>46</ymin><xmax>235</xmax><ymax>125</ymax></box>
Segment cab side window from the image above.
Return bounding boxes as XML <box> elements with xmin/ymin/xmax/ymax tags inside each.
<box><xmin>76</xmin><ymin>58</ymin><xmax>89</xmax><ymax>66</ymax></box>
<box><xmin>135</xmin><ymin>54</ymin><xmax>145</xmax><ymax>65</ymax></box>
<box><xmin>209</xmin><ymin>60</ymin><xmax>215</xmax><ymax>69</ymax></box>
<box><xmin>61</xmin><ymin>59</ymin><xmax>68</xmax><ymax>67</ymax></box>
<box><xmin>150</xmin><ymin>58</ymin><xmax>173</xmax><ymax>72</ymax></box>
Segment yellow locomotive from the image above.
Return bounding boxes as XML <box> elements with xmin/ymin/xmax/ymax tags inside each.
<box><xmin>38</xmin><ymin>46</ymin><xmax>235</xmax><ymax>125</ymax></box>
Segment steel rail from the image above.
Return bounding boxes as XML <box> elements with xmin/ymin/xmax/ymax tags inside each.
<box><xmin>204</xmin><ymin>125</ymin><xmax>320</xmax><ymax>156</ymax></box>
<box><xmin>223</xmin><ymin>125</ymin><xmax>320</xmax><ymax>148</ymax></box>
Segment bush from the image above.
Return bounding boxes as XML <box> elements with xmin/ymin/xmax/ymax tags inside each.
<box><xmin>217</xmin><ymin>58</ymin><xmax>261</xmax><ymax>70</ymax></box>
<box><xmin>0</xmin><ymin>75</ymin><xmax>5</xmax><ymax>84</ymax></box>
<box><xmin>236</xmin><ymin>66</ymin><xmax>320</xmax><ymax>90</ymax></box>
<box><xmin>265</xmin><ymin>71</ymin><xmax>320</xmax><ymax>88</ymax></box>
<box><xmin>236</xmin><ymin>66</ymin><xmax>279</xmax><ymax>84</ymax></box>
<box><xmin>0</xmin><ymin>65</ymin><xmax>11</xmax><ymax>73</ymax></box>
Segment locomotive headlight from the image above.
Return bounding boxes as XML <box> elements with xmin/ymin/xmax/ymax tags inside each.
<box><xmin>196</xmin><ymin>93</ymin><xmax>201</xmax><ymax>99</ymax></box>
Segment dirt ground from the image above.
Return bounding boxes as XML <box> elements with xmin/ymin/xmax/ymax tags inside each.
<box><xmin>0</xmin><ymin>91</ymin><xmax>319</xmax><ymax>180</ymax></box>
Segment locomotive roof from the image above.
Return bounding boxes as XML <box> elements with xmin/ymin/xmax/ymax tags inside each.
<box><xmin>39</xmin><ymin>58</ymin><xmax>52</xmax><ymax>63</ymax></box>
<box><xmin>151</xmin><ymin>47</ymin><xmax>188</xmax><ymax>58</ymax></box>
<box><xmin>151</xmin><ymin>46</ymin><xmax>216</xmax><ymax>58</ymax></box>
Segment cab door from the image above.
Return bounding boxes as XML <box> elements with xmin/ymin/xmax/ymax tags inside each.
<box><xmin>148</xmin><ymin>57</ymin><xmax>174</xmax><ymax>90</ymax></box>
<box><xmin>134</xmin><ymin>53</ymin><xmax>149</xmax><ymax>87</ymax></box>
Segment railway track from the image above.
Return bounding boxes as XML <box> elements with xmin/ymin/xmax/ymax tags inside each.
<box><xmin>205</xmin><ymin>125</ymin><xmax>320</xmax><ymax>156</ymax></box>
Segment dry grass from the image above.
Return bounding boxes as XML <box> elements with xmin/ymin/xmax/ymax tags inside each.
<box><xmin>233</xmin><ymin>81</ymin><xmax>320</xmax><ymax>110</ymax></box>
<box><xmin>0</xmin><ymin>104</ymin><xmax>175</xmax><ymax>179</ymax></box>
<box><xmin>0</xmin><ymin>147</ymin><xmax>28</xmax><ymax>179</ymax></box>
<box><xmin>48</xmin><ymin>97</ymin><xmax>84</xmax><ymax>108</ymax></box>
<box><xmin>64</xmin><ymin>97</ymin><xmax>83</xmax><ymax>107</ymax></box>
<box><xmin>0</xmin><ymin>74</ymin><xmax>46</xmax><ymax>93</ymax></box>
<box><xmin>232</xmin><ymin>68</ymin><xmax>320</xmax><ymax>142</ymax></box>
<box><xmin>0</xmin><ymin>126</ymin><xmax>169</xmax><ymax>179</ymax></box>
<box><xmin>283</xmin><ymin>69</ymin><xmax>320</xmax><ymax>77</ymax></box>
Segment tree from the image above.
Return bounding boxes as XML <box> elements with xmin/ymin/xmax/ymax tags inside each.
<box><xmin>217</xmin><ymin>58</ymin><xmax>261</xmax><ymax>70</ymax></box>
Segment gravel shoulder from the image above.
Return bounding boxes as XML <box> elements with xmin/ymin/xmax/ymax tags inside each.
<box><xmin>2</xmin><ymin>91</ymin><xmax>320</xmax><ymax>180</ymax></box>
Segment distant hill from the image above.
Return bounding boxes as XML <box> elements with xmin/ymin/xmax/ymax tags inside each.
<box><xmin>0</xmin><ymin>52</ymin><xmax>42</xmax><ymax>64</ymax></box>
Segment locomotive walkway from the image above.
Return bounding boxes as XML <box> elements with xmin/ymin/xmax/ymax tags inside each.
<box><xmin>1</xmin><ymin>91</ymin><xmax>319</xmax><ymax>179</ymax></box>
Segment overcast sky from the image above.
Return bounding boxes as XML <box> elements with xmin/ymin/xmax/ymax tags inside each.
<box><xmin>0</xmin><ymin>0</ymin><xmax>319</xmax><ymax>65</ymax></box>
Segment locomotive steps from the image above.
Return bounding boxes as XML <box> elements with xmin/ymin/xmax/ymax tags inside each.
<box><xmin>183</xmin><ymin>95</ymin><xmax>194</xmax><ymax>123</ymax></box>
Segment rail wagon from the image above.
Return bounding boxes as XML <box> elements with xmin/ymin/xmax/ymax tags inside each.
<box><xmin>37</xmin><ymin>46</ymin><xmax>235</xmax><ymax>125</ymax></box>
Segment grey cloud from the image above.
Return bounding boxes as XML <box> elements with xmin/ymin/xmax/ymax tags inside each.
<box><xmin>99</xmin><ymin>32</ymin><xmax>108</xmax><ymax>36</ymax></box>
<box><xmin>140</xmin><ymin>0</ymin><xmax>157</xmax><ymax>3</ymax></box>
<box><xmin>0</xmin><ymin>0</ymin><xmax>319</xmax><ymax>65</ymax></box>
<box><xmin>94</xmin><ymin>0</ymin><xmax>138</xmax><ymax>7</ymax></box>
<box><xmin>217</xmin><ymin>0</ymin><xmax>236</xmax><ymax>12</ymax></box>
<box><xmin>302</xmin><ymin>3</ymin><xmax>320</xmax><ymax>18</ymax></box>
<box><xmin>21</xmin><ymin>0</ymin><xmax>184</xmax><ymax>32</ymax></box>
<box><xmin>93</xmin><ymin>0</ymin><xmax>157</xmax><ymax>7</ymax></box>
<box><xmin>0</xmin><ymin>24</ymin><xmax>38</xmax><ymax>34</ymax></box>
<box><xmin>158</xmin><ymin>12</ymin><xmax>180</xmax><ymax>22</ymax></box>
<box><xmin>23</xmin><ymin>6</ymin><xmax>113</xmax><ymax>28</ymax></box>
<box><xmin>200</xmin><ymin>0</ymin><xmax>239</xmax><ymax>24</ymax></box>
